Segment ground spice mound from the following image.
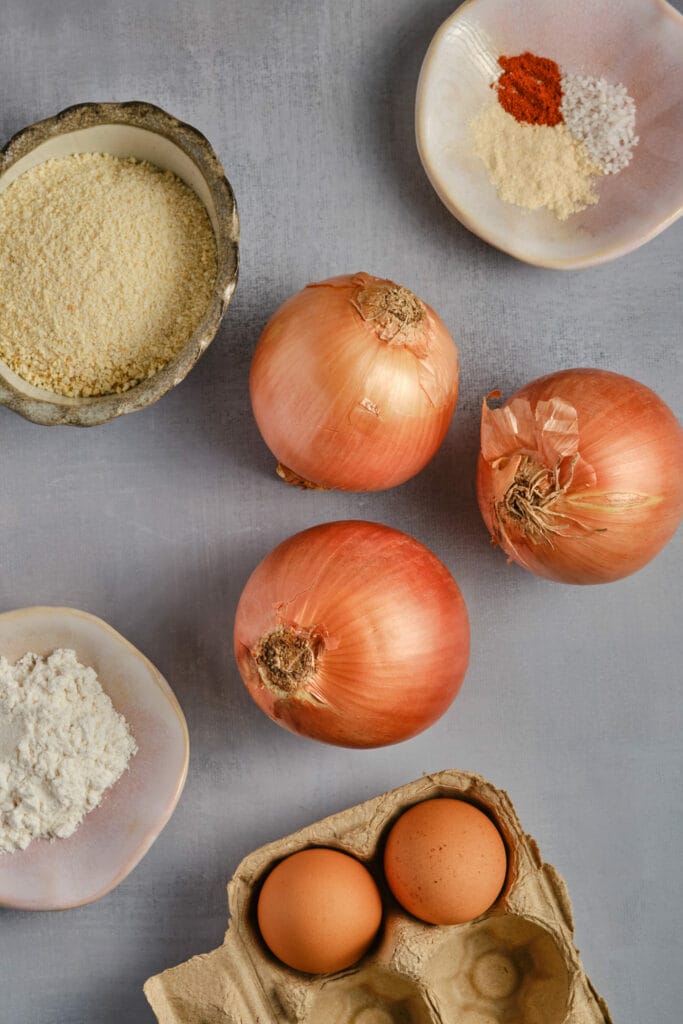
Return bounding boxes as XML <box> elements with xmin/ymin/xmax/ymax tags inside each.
<box><xmin>0</xmin><ymin>153</ymin><xmax>217</xmax><ymax>397</ymax></box>
<box><xmin>471</xmin><ymin>103</ymin><xmax>602</xmax><ymax>221</ymax></box>
<box><xmin>496</xmin><ymin>52</ymin><xmax>563</xmax><ymax>127</ymax></box>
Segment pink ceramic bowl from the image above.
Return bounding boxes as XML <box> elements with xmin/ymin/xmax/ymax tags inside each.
<box><xmin>0</xmin><ymin>607</ymin><xmax>189</xmax><ymax>911</ymax></box>
<box><xmin>416</xmin><ymin>0</ymin><xmax>683</xmax><ymax>268</ymax></box>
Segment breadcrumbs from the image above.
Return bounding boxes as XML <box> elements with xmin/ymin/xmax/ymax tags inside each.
<box><xmin>0</xmin><ymin>153</ymin><xmax>217</xmax><ymax>397</ymax></box>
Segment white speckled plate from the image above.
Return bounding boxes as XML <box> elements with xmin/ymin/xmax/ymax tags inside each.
<box><xmin>416</xmin><ymin>0</ymin><xmax>683</xmax><ymax>268</ymax></box>
<box><xmin>0</xmin><ymin>607</ymin><xmax>189</xmax><ymax>911</ymax></box>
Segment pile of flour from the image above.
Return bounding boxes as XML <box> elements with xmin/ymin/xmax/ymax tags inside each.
<box><xmin>0</xmin><ymin>649</ymin><xmax>137</xmax><ymax>854</ymax></box>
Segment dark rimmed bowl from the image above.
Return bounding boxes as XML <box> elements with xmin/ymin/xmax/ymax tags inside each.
<box><xmin>0</xmin><ymin>101</ymin><xmax>239</xmax><ymax>425</ymax></box>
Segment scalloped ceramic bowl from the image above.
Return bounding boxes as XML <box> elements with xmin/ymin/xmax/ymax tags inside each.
<box><xmin>416</xmin><ymin>0</ymin><xmax>683</xmax><ymax>268</ymax></box>
<box><xmin>0</xmin><ymin>607</ymin><xmax>189</xmax><ymax>910</ymax></box>
<box><xmin>0</xmin><ymin>102</ymin><xmax>239</xmax><ymax>425</ymax></box>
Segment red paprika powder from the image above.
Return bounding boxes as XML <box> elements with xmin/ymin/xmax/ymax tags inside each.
<box><xmin>494</xmin><ymin>52</ymin><xmax>564</xmax><ymax>127</ymax></box>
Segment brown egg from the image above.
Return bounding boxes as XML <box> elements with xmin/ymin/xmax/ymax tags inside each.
<box><xmin>383</xmin><ymin>798</ymin><xmax>507</xmax><ymax>925</ymax></box>
<box><xmin>256</xmin><ymin>847</ymin><xmax>383</xmax><ymax>974</ymax></box>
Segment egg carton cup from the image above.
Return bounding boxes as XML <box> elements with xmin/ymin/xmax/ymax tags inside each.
<box><xmin>144</xmin><ymin>769</ymin><xmax>613</xmax><ymax>1024</ymax></box>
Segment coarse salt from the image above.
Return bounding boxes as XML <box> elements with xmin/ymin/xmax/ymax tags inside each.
<box><xmin>561</xmin><ymin>73</ymin><xmax>638</xmax><ymax>175</ymax></box>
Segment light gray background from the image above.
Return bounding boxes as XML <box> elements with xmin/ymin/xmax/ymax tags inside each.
<box><xmin>0</xmin><ymin>1</ymin><xmax>681</xmax><ymax>1022</ymax></box>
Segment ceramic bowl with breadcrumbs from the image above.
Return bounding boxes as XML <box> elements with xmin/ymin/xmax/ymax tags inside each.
<box><xmin>0</xmin><ymin>102</ymin><xmax>239</xmax><ymax>426</ymax></box>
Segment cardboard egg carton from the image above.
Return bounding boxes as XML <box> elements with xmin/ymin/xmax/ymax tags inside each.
<box><xmin>144</xmin><ymin>770</ymin><xmax>613</xmax><ymax>1024</ymax></box>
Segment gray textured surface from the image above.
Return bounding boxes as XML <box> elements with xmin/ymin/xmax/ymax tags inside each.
<box><xmin>0</xmin><ymin>2</ymin><xmax>681</xmax><ymax>1022</ymax></box>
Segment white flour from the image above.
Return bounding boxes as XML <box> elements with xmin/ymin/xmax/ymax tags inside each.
<box><xmin>0</xmin><ymin>649</ymin><xmax>137</xmax><ymax>854</ymax></box>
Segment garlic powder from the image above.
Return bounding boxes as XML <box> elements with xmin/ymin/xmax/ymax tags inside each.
<box><xmin>0</xmin><ymin>649</ymin><xmax>137</xmax><ymax>854</ymax></box>
<box><xmin>471</xmin><ymin>103</ymin><xmax>602</xmax><ymax>221</ymax></box>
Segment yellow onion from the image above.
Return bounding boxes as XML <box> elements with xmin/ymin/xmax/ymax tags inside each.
<box><xmin>233</xmin><ymin>520</ymin><xmax>470</xmax><ymax>747</ymax></box>
<box><xmin>249</xmin><ymin>273</ymin><xmax>459</xmax><ymax>491</ymax></box>
<box><xmin>477</xmin><ymin>368</ymin><xmax>683</xmax><ymax>584</ymax></box>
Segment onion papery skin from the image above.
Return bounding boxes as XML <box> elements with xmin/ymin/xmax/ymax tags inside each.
<box><xmin>249</xmin><ymin>273</ymin><xmax>459</xmax><ymax>492</ymax></box>
<box><xmin>477</xmin><ymin>368</ymin><xmax>683</xmax><ymax>585</ymax></box>
<box><xmin>233</xmin><ymin>520</ymin><xmax>470</xmax><ymax>748</ymax></box>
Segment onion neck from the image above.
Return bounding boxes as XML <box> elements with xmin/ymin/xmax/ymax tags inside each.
<box><xmin>253</xmin><ymin>625</ymin><xmax>320</xmax><ymax>699</ymax></box>
<box><xmin>350</xmin><ymin>274</ymin><xmax>428</xmax><ymax>354</ymax></box>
